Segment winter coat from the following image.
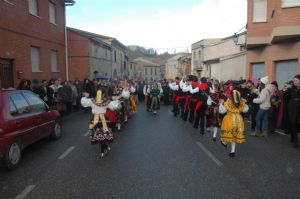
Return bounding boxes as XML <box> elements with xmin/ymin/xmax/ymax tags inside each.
<box><xmin>253</xmin><ymin>85</ymin><xmax>272</xmax><ymax>110</ymax></box>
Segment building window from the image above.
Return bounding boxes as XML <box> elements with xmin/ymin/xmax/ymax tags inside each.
<box><xmin>253</xmin><ymin>0</ymin><xmax>267</xmax><ymax>23</ymax></box>
<box><xmin>155</xmin><ymin>68</ymin><xmax>157</xmax><ymax>75</ymax></box>
<box><xmin>31</xmin><ymin>46</ymin><xmax>41</xmax><ymax>72</ymax></box>
<box><xmin>282</xmin><ymin>0</ymin><xmax>300</xmax><ymax>8</ymax></box>
<box><xmin>131</xmin><ymin>64</ymin><xmax>133</xmax><ymax>70</ymax></box>
<box><xmin>49</xmin><ymin>1</ymin><xmax>57</xmax><ymax>24</ymax></box>
<box><xmin>114</xmin><ymin>51</ymin><xmax>117</xmax><ymax>62</ymax></box>
<box><xmin>198</xmin><ymin>51</ymin><xmax>201</xmax><ymax>59</ymax></box>
<box><xmin>145</xmin><ymin>68</ymin><xmax>148</xmax><ymax>75</ymax></box>
<box><xmin>51</xmin><ymin>50</ymin><xmax>58</xmax><ymax>72</ymax></box>
<box><xmin>151</xmin><ymin>68</ymin><xmax>153</xmax><ymax>75</ymax></box>
<box><xmin>28</xmin><ymin>0</ymin><xmax>38</xmax><ymax>16</ymax></box>
<box><xmin>251</xmin><ymin>63</ymin><xmax>265</xmax><ymax>78</ymax></box>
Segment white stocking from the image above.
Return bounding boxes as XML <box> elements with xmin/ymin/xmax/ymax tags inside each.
<box><xmin>231</xmin><ymin>142</ymin><xmax>236</xmax><ymax>153</ymax></box>
<box><xmin>213</xmin><ymin>127</ymin><xmax>218</xmax><ymax>138</ymax></box>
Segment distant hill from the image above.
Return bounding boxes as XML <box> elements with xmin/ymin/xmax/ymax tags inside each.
<box><xmin>127</xmin><ymin>45</ymin><xmax>172</xmax><ymax>65</ymax></box>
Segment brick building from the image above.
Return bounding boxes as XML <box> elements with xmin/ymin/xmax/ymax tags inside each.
<box><xmin>247</xmin><ymin>0</ymin><xmax>300</xmax><ymax>89</ymax></box>
<box><xmin>67</xmin><ymin>27</ymin><xmax>128</xmax><ymax>81</ymax></box>
<box><xmin>67</xmin><ymin>27</ymin><xmax>112</xmax><ymax>81</ymax></box>
<box><xmin>0</xmin><ymin>0</ymin><xmax>75</xmax><ymax>88</ymax></box>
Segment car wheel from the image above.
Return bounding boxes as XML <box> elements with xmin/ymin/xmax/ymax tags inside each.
<box><xmin>51</xmin><ymin>120</ymin><xmax>62</xmax><ymax>140</ymax></box>
<box><xmin>4</xmin><ymin>139</ymin><xmax>22</xmax><ymax>170</ymax></box>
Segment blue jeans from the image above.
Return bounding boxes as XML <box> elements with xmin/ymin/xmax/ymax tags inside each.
<box><xmin>256</xmin><ymin>109</ymin><xmax>268</xmax><ymax>132</ymax></box>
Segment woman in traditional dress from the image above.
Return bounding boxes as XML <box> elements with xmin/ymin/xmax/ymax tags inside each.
<box><xmin>219</xmin><ymin>89</ymin><xmax>249</xmax><ymax>157</ymax></box>
<box><xmin>81</xmin><ymin>88</ymin><xmax>120</xmax><ymax>157</ymax></box>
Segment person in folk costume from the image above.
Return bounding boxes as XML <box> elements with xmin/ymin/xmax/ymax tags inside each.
<box><xmin>206</xmin><ymin>80</ymin><xmax>227</xmax><ymax>141</ymax></box>
<box><xmin>81</xmin><ymin>88</ymin><xmax>120</xmax><ymax>157</ymax></box>
<box><xmin>219</xmin><ymin>89</ymin><xmax>249</xmax><ymax>157</ymax></box>
<box><xmin>113</xmin><ymin>83</ymin><xmax>125</xmax><ymax>131</ymax></box>
<box><xmin>225</xmin><ymin>83</ymin><xmax>235</xmax><ymax>99</ymax></box>
<box><xmin>128</xmin><ymin>81</ymin><xmax>138</xmax><ymax>114</ymax></box>
<box><xmin>143</xmin><ymin>80</ymin><xmax>151</xmax><ymax>112</ymax></box>
<box><xmin>181</xmin><ymin>75</ymin><xmax>199</xmax><ymax>123</ymax></box>
<box><xmin>120</xmin><ymin>80</ymin><xmax>131</xmax><ymax>122</ymax></box>
<box><xmin>193</xmin><ymin>77</ymin><xmax>210</xmax><ymax>134</ymax></box>
<box><xmin>283</xmin><ymin>74</ymin><xmax>300</xmax><ymax>148</ymax></box>
<box><xmin>169</xmin><ymin>77</ymin><xmax>186</xmax><ymax>117</ymax></box>
<box><xmin>176</xmin><ymin>78</ymin><xmax>190</xmax><ymax>118</ymax></box>
<box><xmin>147</xmin><ymin>81</ymin><xmax>163</xmax><ymax>114</ymax></box>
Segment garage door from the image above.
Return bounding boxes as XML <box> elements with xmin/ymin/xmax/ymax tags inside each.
<box><xmin>276</xmin><ymin>60</ymin><xmax>298</xmax><ymax>89</ymax></box>
<box><xmin>252</xmin><ymin>63</ymin><xmax>265</xmax><ymax>79</ymax></box>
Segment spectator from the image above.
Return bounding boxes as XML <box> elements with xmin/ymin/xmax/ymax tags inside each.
<box><xmin>74</xmin><ymin>79</ymin><xmax>83</xmax><ymax>110</ymax></box>
<box><xmin>284</xmin><ymin>74</ymin><xmax>300</xmax><ymax>148</ymax></box>
<box><xmin>268</xmin><ymin>81</ymin><xmax>281</xmax><ymax>134</ymax></box>
<box><xmin>18</xmin><ymin>79</ymin><xmax>31</xmax><ymax>90</ymax></box>
<box><xmin>252</xmin><ymin>76</ymin><xmax>273</xmax><ymax>137</ymax></box>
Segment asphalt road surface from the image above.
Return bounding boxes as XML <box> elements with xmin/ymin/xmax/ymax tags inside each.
<box><xmin>1</xmin><ymin>105</ymin><xmax>300</xmax><ymax>199</ymax></box>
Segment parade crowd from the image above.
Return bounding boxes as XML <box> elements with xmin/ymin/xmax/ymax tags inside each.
<box><xmin>15</xmin><ymin>73</ymin><xmax>300</xmax><ymax>157</ymax></box>
<box><xmin>141</xmin><ymin>74</ymin><xmax>300</xmax><ymax>156</ymax></box>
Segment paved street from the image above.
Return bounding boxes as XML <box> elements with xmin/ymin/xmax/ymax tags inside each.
<box><xmin>1</xmin><ymin>105</ymin><xmax>300</xmax><ymax>199</ymax></box>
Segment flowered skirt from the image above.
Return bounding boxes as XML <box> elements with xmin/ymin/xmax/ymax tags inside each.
<box><xmin>220</xmin><ymin>113</ymin><xmax>245</xmax><ymax>144</ymax></box>
<box><xmin>88</xmin><ymin>118</ymin><xmax>114</xmax><ymax>144</ymax></box>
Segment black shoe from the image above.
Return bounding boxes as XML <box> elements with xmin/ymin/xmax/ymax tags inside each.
<box><xmin>229</xmin><ymin>152</ymin><xmax>235</xmax><ymax>157</ymax></box>
<box><xmin>220</xmin><ymin>141</ymin><xmax>227</xmax><ymax>147</ymax></box>
<box><xmin>193</xmin><ymin>125</ymin><xmax>198</xmax><ymax>129</ymax></box>
<box><xmin>200</xmin><ymin>131</ymin><xmax>204</xmax><ymax>135</ymax></box>
<box><xmin>213</xmin><ymin>137</ymin><xmax>217</xmax><ymax>142</ymax></box>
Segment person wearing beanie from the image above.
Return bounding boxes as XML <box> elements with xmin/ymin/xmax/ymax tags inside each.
<box><xmin>252</xmin><ymin>76</ymin><xmax>273</xmax><ymax>137</ymax></box>
<box><xmin>218</xmin><ymin>89</ymin><xmax>249</xmax><ymax>157</ymax></box>
<box><xmin>283</xmin><ymin>74</ymin><xmax>300</xmax><ymax>148</ymax></box>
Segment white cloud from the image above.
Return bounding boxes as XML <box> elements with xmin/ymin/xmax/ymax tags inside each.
<box><xmin>68</xmin><ymin>0</ymin><xmax>247</xmax><ymax>53</ymax></box>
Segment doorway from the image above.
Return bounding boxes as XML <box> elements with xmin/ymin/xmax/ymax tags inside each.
<box><xmin>0</xmin><ymin>59</ymin><xmax>14</xmax><ymax>88</ymax></box>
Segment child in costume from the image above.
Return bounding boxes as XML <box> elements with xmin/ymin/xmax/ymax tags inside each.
<box><xmin>81</xmin><ymin>88</ymin><xmax>120</xmax><ymax>157</ymax></box>
<box><xmin>207</xmin><ymin>80</ymin><xmax>227</xmax><ymax>141</ymax></box>
<box><xmin>219</xmin><ymin>89</ymin><xmax>249</xmax><ymax>157</ymax></box>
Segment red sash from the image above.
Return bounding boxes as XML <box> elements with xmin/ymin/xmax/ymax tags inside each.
<box><xmin>194</xmin><ymin>101</ymin><xmax>203</xmax><ymax>116</ymax></box>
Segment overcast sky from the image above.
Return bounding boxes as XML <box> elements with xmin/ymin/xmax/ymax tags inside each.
<box><xmin>66</xmin><ymin>0</ymin><xmax>247</xmax><ymax>53</ymax></box>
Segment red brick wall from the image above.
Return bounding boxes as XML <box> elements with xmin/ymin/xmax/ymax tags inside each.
<box><xmin>247</xmin><ymin>0</ymin><xmax>300</xmax><ymax>80</ymax></box>
<box><xmin>67</xmin><ymin>30</ymin><xmax>90</xmax><ymax>81</ymax></box>
<box><xmin>246</xmin><ymin>41</ymin><xmax>300</xmax><ymax>80</ymax></box>
<box><xmin>0</xmin><ymin>0</ymin><xmax>66</xmax><ymax>87</ymax></box>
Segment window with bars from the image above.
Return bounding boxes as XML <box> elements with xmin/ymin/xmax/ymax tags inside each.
<box><xmin>28</xmin><ymin>0</ymin><xmax>38</xmax><ymax>16</ymax></box>
<box><xmin>51</xmin><ymin>50</ymin><xmax>59</xmax><ymax>72</ymax></box>
<box><xmin>31</xmin><ymin>47</ymin><xmax>41</xmax><ymax>72</ymax></box>
<box><xmin>282</xmin><ymin>0</ymin><xmax>300</xmax><ymax>8</ymax></box>
<box><xmin>253</xmin><ymin>0</ymin><xmax>267</xmax><ymax>23</ymax></box>
<box><xmin>49</xmin><ymin>1</ymin><xmax>57</xmax><ymax>24</ymax></box>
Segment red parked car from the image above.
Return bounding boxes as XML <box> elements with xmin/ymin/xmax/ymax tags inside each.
<box><xmin>0</xmin><ymin>89</ymin><xmax>62</xmax><ymax>170</ymax></box>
